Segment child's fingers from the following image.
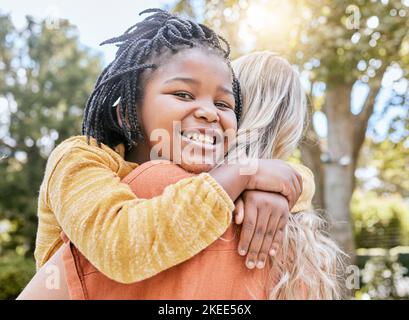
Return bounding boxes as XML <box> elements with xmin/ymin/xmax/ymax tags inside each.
<box><xmin>284</xmin><ymin>182</ymin><xmax>297</xmax><ymax>210</ymax></box>
<box><xmin>255</xmin><ymin>214</ymin><xmax>277</xmax><ymax>269</ymax></box>
<box><xmin>288</xmin><ymin>171</ymin><xmax>302</xmax><ymax>209</ymax></box>
<box><xmin>234</xmin><ymin>197</ymin><xmax>244</xmax><ymax>225</ymax></box>
<box><xmin>237</xmin><ymin>201</ymin><xmax>257</xmax><ymax>259</ymax></box>
<box><xmin>295</xmin><ymin>171</ymin><xmax>303</xmax><ymax>194</ymax></box>
<box><xmin>244</xmin><ymin>208</ymin><xmax>271</xmax><ymax>269</ymax></box>
<box><xmin>270</xmin><ymin>230</ymin><xmax>283</xmax><ymax>256</ymax></box>
<box><xmin>292</xmin><ymin>176</ymin><xmax>302</xmax><ymax>205</ymax></box>
<box><xmin>270</xmin><ymin>212</ymin><xmax>289</xmax><ymax>256</ymax></box>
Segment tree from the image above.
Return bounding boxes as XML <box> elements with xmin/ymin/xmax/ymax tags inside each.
<box><xmin>358</xmin><ymin>136</ymin><xmax>409</xmax><ymax>194</ymax></box>
<box><xmin>0</xmin><ymin>12</ymin><xmax>102</xmax><ymax>257</ymax></box>
<box><xmin>171</xmin><ymin>0</ymin><xmax>409</xmax><ymax>260</ymax></box>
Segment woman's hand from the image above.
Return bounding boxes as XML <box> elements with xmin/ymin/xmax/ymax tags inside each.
<box><xmin>233</xmin><ymin>190</ymin><xmax>290</xmax><ymax>269</ymax></box>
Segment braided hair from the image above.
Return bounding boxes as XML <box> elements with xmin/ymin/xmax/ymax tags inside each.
<box><xmin>82</xmin><ymin>8</ymin><xmax>242</xmax><ymax>150</ymax></box>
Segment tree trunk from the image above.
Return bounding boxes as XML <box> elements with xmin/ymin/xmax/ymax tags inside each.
<box><xmin>324</xmin><ymin>84</ymin><xmax>356</xmax><ymax>264</ymax></box>
<box><xmin>300</xmin><ymin>119</ymin><xmax>325</xmax><ymax>210</ymax></box>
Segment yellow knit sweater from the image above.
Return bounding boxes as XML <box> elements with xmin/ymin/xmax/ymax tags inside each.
<box><xmin>34</xmin><ymin>136</ymin><xmax>314</xmax><ymax>284</ymax></box>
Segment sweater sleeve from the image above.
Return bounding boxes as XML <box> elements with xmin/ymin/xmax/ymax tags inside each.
<box><xmin>288</xmin><ymin>163</ymin><xmax>315</xmax><ymax>213</ymax></box>
<box><xmin>46</xmin><ymin>146</ymin><xmax>234</xmax><ymax>284</ymax></box>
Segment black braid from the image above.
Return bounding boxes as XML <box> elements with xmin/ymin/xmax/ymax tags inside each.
<box><xmin>82</xmin><ymin>8</ymin><xmax>243</xmax><ymax>150</ymax></box>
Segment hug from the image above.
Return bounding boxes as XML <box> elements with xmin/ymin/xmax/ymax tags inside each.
<box><xmin>18</xmin><ymin>8</ymin><xmax>344</xmax><ymax>300</ymax></box>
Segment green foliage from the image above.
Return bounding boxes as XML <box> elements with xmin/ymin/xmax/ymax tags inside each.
<box><xmin>173</xmin><ymin>0</ymin><xmax>409</xmax><ymax>85</ymax></box>
<box><xmin>355</xmin><ymin>250</ymin><xmax>409</xmax><ymax>300</ymax></box>
<box><xmin>352</xmin><ymin>191</ymin><xmax>409</xmax><ymax>248</ymax></box>
<box><xmin>0</xmin><ymin>12</ymin><xmax>102</xmax><ymax>257</ymax></box>
<box><xmin>366</xmin><ymin>138</ymin><xmax>409</xmax><ymax>197</ymax></box>
<box><xmin>0</xmin><ymin>252</ymin><xmax>35</xmax><ymax>300</ymax></box>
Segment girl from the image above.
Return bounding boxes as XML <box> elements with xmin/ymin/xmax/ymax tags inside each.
<box><xmin>28</xmin><ymin>8</ymin><xmax>310</xmax><ymax>290</ymax></box>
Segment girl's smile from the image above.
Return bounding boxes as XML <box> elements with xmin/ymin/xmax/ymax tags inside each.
<box><xmin>180</xmin><ymin>128</ymin><xmax>218</xmax><ymax>149</ymax></box>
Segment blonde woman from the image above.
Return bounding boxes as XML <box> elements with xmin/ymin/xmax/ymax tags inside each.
<box><xmin>231</xmin><ymin>52</ymin><xmax>345</xmax><ymax>299</ymax></box>
<box><xmin>18</xmin><ymin>51</ymin><xmax>344</xmax><ymax>300</ymax></box>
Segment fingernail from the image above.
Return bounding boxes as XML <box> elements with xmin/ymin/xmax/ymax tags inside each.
<box><xmin>239</xmin><ymin>249</ymin><xmax>246</xmax><ymax>256</ymax></box>
<box><xmin>256</xmin><ymin>260</ymin><xmax>265</xmax><ymax>269</ymax></box>
<box><xmin>247</xmin><ymin>261</ymin><xmax>255</xmax><ymax>269</ymax></box>
<box><xmin>269</xmin><ymin>249</ymin><xmax>276</xmax><ymax>256</ymax></box>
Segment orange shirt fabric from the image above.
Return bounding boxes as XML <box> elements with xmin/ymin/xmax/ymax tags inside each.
<box><xmin>62</xmin><ymin>160</ymin><xmax>307</xmax><ymax>300</ymax></box>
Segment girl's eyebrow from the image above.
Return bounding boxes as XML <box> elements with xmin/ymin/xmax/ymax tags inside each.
<box><xmin>164</xmin><ymin>77</ymin><xmax>234</xmax><ymax>97</ymax></box>
<box><xmin>218</xmin><ymin>86</ymin><xmax>234</xmax><ymax>97</ymax></box>
<box><xmin>164</xmin><ymin>77</ymin><xmax>199</xmax><ymax>86</ymax></box>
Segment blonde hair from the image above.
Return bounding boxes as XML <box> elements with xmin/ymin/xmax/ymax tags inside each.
<box><xmin>233</xmin><ymin>52</ymin><xmax>306</xmax><ymax>159</ymax></box>
<box><xmin>232</xmin><ymin>51</ymin><xmax>346</xmax><ymax>300</ymax></box>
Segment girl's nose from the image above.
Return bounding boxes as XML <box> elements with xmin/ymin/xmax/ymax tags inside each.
<box><xmin>193</xmin><ymin>103</ymin><xmax>219</xmax><ymax>123</ymax></box>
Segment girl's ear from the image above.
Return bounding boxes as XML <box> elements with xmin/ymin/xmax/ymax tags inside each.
<box><xmin>115</xmin><ymin>105</ymin><xmax>124</xmax><ymax>128</ymax></box>
<box><xmin>114</xmin><ymin>98</ymin><xmax>130</xmax><ymax>129</ymax></box>
<box><xmin>115</xmin><ymin>104</ymin><xmax>131</xmax><ymax>129</ymax></box>
<box><xmin>115</xmin><ymin>103</ymin><xmax>143</xmax><ymax>144</ymax></box>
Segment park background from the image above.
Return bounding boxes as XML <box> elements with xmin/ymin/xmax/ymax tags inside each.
<box><xmin>0</xmin><ymin>0</ymin><xmax>408</xmax><ymax>299</ymax></box>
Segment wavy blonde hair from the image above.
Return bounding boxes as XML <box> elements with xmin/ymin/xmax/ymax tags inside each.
<box><xmin>231</xmin><ymin>51</ymin><xmax>346</xmax><ymax>300</ymax></box>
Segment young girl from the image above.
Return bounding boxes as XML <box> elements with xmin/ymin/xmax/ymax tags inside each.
<box><xmin>18</xmin><ymin>48</ymin><xmax>342</xmax><ymax>299</ymax></box>
<box><xmin>29</xmin><ymin>8</ymin><xmax>311</xmax><ymax>290</ymax></box>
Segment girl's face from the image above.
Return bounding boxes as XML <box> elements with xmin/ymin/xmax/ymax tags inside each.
<box><xmin>131</xmin><ymin>48</ymin><xmax>237</xmax><ymax>173</ymax></box>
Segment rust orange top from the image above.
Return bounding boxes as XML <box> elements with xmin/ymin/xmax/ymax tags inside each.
<box><xmin>61</xmin><ymin>160</ymin><xmax>305</xmax><ymax>299</ymax></box>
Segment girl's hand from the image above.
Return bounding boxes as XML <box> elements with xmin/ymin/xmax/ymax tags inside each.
<box><xmin>209</xmin><ymin>159</ymin><xmax>302</xmax><ymax>208</ymax></box>
<box><xmin>245</xmin><ymin>159</ymin><xmax>303</xmax><ymax>210</ymax></box>
<box><xmin>233</xmin><ymin>190</ymin><xmax>290</xmax><ymax>269</ymax></box>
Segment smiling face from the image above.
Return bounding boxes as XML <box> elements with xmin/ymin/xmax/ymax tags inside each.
<box><xmin>127</xmin><ymin>48</ymin><xmax>238</xmax><ymax>173</ymax></box>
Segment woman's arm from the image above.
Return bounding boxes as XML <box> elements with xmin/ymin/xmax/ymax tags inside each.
<box><xmin>17</xmin><ymin>245</ymin><xmax>69</xmax><ymax>300</ymax></box>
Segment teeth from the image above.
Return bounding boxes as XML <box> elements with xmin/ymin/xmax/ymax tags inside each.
<box><xmin>205</xmin><ymin>135</ymin><xmax>213</xmax><ymax>144</ymax></box>
<box><xmin>182</xmin><ymin>131</ymin><xmax>214</xmax><ymax>145</ymax></box>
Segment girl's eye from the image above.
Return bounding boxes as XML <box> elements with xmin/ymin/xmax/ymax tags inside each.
<box><xmin>173</xmin><ymin>92</ymin><xmax>194</xmax><ymax>100</ymax></box>
<box><xmin>215</xmin><ymin>101</ymin><xmax>233</xmax><ymax>110</ymax></box>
